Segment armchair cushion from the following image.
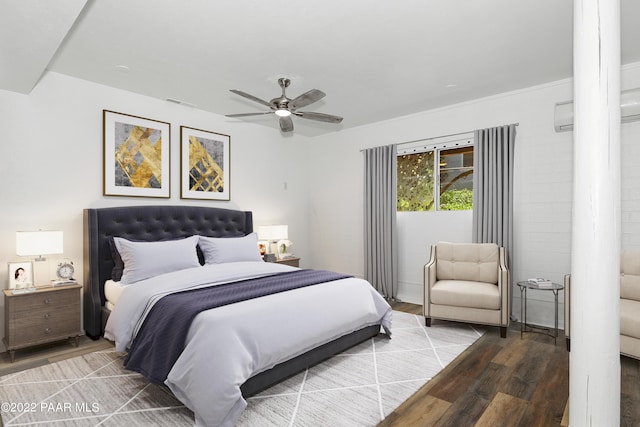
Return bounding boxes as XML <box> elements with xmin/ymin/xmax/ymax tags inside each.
<box><xmin>435</xmin><ymin>242</ymin><xmax>499</xmax><ymax>284</ymax></box>
<box><xmin>431</xmin><ymin>280</ymin><xmax>501</xmax><ymax>310</ymax></box>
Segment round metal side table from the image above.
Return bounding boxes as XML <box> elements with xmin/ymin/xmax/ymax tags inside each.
<box><xmin>516</xmin><ymin>280</ymin><xmax>565</xmax><ymax>345</ymax></box>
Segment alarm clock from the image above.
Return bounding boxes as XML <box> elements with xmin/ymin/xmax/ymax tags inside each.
<box><xmin>56</xmin><ymin>259</ymin><xmax>75</xmax><ymax>280</ymax></box>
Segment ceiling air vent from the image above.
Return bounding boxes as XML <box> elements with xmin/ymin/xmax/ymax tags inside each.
<box><xmin>165</xmin><ymin>98</ymin><xmax>197</xmax><ymax>108</ymax></box>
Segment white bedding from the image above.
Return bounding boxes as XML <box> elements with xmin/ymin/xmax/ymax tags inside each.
<box><xmin>104</xmin><ymin>261</ymin><xmax>392</xmax><ymax>427</ymax></box>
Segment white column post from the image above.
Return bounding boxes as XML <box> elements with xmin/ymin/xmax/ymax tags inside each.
<box><xmin>570</xmin><ymin>0</ymin><xmax>621</xmax><ymax>425</ymax></box>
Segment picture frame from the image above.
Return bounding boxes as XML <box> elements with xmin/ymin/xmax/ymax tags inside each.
<box><xmin>276</xmin><ymin>239</ymin><xmax>294</xmax><ymax>260</ymax></box>
<box><xmin>103</xmin><ymin>110</ymin><xmax>171</xmax><ymax>198</ymax></box>
<box><xmin>8</xmin><ymin>261</ymin><xmax>34</xmax><ymax>290</ymax></box>
<box><xmin>180</xmin><ymin>126</ymin><xmax>230</xmax><ymax>201</ymax></box>
<box><xmin>257</xmin><ymin>241</ymin><xmax>268</xmax><ymax>257</ymax></box>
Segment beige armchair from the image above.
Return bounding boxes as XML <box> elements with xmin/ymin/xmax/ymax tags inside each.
<box><xmin>424</xmin><ymin>242</ymin><xmax>510</xmax><ymax>338</ymax></box>
<box><xmin>565</xmin><ymin>250</ymin><xmax>640</xmax><ymax>358</ymax></box>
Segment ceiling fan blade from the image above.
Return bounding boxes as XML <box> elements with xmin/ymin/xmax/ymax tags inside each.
<box><xmin>279</xmin><ymin>116</ymin><xmax>294</xmax><ymax>132</ymax></box>
<box><xmin>290</xmin><ymin>89</ymin><xmax>326</xmax><ymax>109</ymax></box>
<box><xmin>229</xmin><ymin>89</ymin><xmax>272</xmax><ymax>107</ymax></box>
<box><xmin>294</xmin><ymin>111</ymin><xmax>343</xmax><ymax>124</ymax></box>
<box><xmin>225</xmin><ymin>111</ymin><xmax>273</xmax><ymax>118</ymax></box>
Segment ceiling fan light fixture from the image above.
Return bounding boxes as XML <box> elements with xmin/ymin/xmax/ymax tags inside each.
<box><xmin>275</xmin><ymin>109</ymin><xmax>292</xmax><ymax>117</ymax></box>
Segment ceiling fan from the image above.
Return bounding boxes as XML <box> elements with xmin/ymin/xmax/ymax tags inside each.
<box><xmin>225</xmin><ymin>77</ymin><xmax>343</xmax><ymax>132</ymax></box>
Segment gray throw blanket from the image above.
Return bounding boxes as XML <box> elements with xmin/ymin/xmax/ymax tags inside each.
<box><xmin>124</xmin><ymin>269</ymin><xmax>351</xmax><ymax>383</ymax></box>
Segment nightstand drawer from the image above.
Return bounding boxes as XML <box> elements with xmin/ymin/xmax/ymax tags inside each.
<box><xmin>10</xmin><ymin>304</ymin><xmax>80</xmax><ymax>333</ymax></box>
<box><xmin>10</xmin><ymin>288</ymin><xmax>78</xmax><ymax>313</ymax></box>
<box><xmin>10</xmin><ymin>316</ymin><xmax>80</xmax><ymax>344</ymax></box>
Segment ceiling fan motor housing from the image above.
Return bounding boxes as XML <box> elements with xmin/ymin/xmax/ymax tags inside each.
<box><xmin>271</xmin><ymin>96</ymin><xmax>290</xmax><ymax>109</ymax></box>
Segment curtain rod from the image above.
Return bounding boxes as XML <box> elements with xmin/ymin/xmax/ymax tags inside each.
<box><xmin>359</xmin><ymin>123</ymin><xmax>519</xmax><ymax>152</ymax></box>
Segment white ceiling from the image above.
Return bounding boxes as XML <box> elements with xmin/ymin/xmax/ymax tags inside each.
<box><xmin>3</xmin><ymin>0</ymin><xmax>640</xmax><ymax>137</ymax></box>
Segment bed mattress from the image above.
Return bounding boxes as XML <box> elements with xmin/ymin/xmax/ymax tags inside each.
<box><xmin>104</xmin><ymin>279</ymin><xmax>124</xmax><ymax>310</ymax></box>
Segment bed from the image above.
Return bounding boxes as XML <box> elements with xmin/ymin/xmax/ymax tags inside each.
<box><xmin>83</xmin><ymin>205</ymin><xmax>392</xmax><ymax>426</ymax></box>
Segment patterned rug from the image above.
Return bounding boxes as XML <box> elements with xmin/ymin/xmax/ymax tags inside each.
<box><xmin>0</xmin><ymin>311</ymin><xmax>484</xmax><ymax>426</ymax></box>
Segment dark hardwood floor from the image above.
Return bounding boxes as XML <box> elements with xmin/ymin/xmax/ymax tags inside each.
<box><xmin>384</xmin><ymin>301</ymin><xmax>640</xmax><ymax>427</ymax></box>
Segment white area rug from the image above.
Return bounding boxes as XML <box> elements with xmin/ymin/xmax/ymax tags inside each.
<box><xmin>0</xmin><ymin>311</ymin><xmax>484</xmax><ymax>426</ymax></box>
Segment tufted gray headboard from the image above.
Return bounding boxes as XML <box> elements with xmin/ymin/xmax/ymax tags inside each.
<box><xmin>83</xmin><ymin>205</ymin><xmax>253</xmax><ymax>339</ymax></box>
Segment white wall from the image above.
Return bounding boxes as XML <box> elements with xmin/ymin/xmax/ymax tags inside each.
<box><xmin>4</xmin><ymin>63</ymin><xmax>640</xmax><ymax>346</ymax></box>
<box><xmin>0</xmin><ymin>71</ymin><xmax>310</xmax><ymax>349</ymax></box>
<box><xmin>308</xmin><ymin>62</ymin><xmax>640</xmax><ymax>329</ymax></box>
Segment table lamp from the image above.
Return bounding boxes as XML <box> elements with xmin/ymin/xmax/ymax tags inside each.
<box><xmin>16</xmin><ymin>230</ymin><xmax>63</xmax><ymax>286</ymax></box>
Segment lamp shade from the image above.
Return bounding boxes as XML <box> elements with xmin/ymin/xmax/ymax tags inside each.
<box><xmin>16</xmin><ymin>230</ymin><xmax>63</xmax><ymax>257</ymax></box>
<box><xmin>257</xmin><ymin>225</ymin><xmax>288</xmax><ymax>241</ymax></box>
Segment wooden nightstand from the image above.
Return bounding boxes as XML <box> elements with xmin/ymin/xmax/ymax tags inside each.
<box><xmin>275</xmin><ymin>257</ymin><xmax>300</xmax><ymax>267</ymax></box>
<box><xmin>3</xmin><ymin>284</ymin><xmax>82</xmax><ymax>362</ymax></box>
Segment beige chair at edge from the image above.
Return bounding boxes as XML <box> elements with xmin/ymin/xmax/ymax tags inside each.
<box><xmin>424</xmin><ymin>241</ymin><xmax>510</xmax><ymax>338</ymax></box>
<box><xmin>564</xmin><ymin>249</ymin><xmax>640</xmax><ymax>358</ymax></box>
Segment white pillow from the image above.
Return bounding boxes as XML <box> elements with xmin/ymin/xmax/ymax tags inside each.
<box><xmin>113</xmin><ymin>235</ymin><xmax>200</xmax><ymax>285</ymax></box>
<box><xmin>198</xmin><ymin>233</ymin><xmax>263</xmax><ymax>264</ymax></box>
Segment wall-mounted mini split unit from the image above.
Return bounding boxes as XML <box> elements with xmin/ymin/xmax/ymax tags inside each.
<box><xmin>554</xmin><ymin>87</ymin><xmax>640</xmax><ymax>132</ymax></box>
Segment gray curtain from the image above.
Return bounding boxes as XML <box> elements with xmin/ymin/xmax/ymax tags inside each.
<box><xmin>363</xmin><ymin>144</ymin><xmax>398</xmax><ymax>299</ymax></box>
<box><xmin>472</xmin><ymin>124</ymin><xmax>516</xmax><ymax>314</ymax></box>
<box><xmin>472</xmin><ymin>124</ymin><xmax>516</xmax><ymax>252</ymax></box>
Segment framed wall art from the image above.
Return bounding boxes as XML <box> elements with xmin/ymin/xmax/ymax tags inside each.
<box><xmin>180</xmin><ymin>126</ymin><xmax>230</xmax><ymax>201</ymax></box>
<box><xmin>8</xmin><ymin>261</ymin><xmax>34</xmax><ymax>290</ymax></box>
<box><xmin>103</xmin><ymin>110</ymin><xmax>171</xmax><ymax>198</ymax></box>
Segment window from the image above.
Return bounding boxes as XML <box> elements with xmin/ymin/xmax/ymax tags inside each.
<box><xmin>397</xmin><ymin>142</ymin><xmax>474</xmax><ymax>212</ymax></box>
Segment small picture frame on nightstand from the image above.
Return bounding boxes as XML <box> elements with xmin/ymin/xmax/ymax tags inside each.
<box><xmin>7</xmin><ymin>261</ymin><xmax>34</xmax><ymax>291</ymax></box>
<box><xmin>258</xmin><ymin>241</ymin><xmax>268</xmax><ymax>257</ymax></box>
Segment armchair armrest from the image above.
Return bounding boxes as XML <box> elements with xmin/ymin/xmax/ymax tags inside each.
<box><xmin>498</xmin><ymin>247</ymin><xmax>510</xmax><ymax>326</ymax></box>
<box><xmin>423</xmin><ymin>245</ymin><xmax>437</xmax><ymax>316</ymax></box>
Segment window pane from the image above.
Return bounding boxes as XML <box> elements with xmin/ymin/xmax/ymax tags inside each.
<box><xmin>439</xmin><ymin>147</ymin><xmax>473</xmax><ymax>210</ymax></box>
<box><xmin>397</xmin><ymin>151</ymin><xmax>435</xmax><ymax>211</ymax></box>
